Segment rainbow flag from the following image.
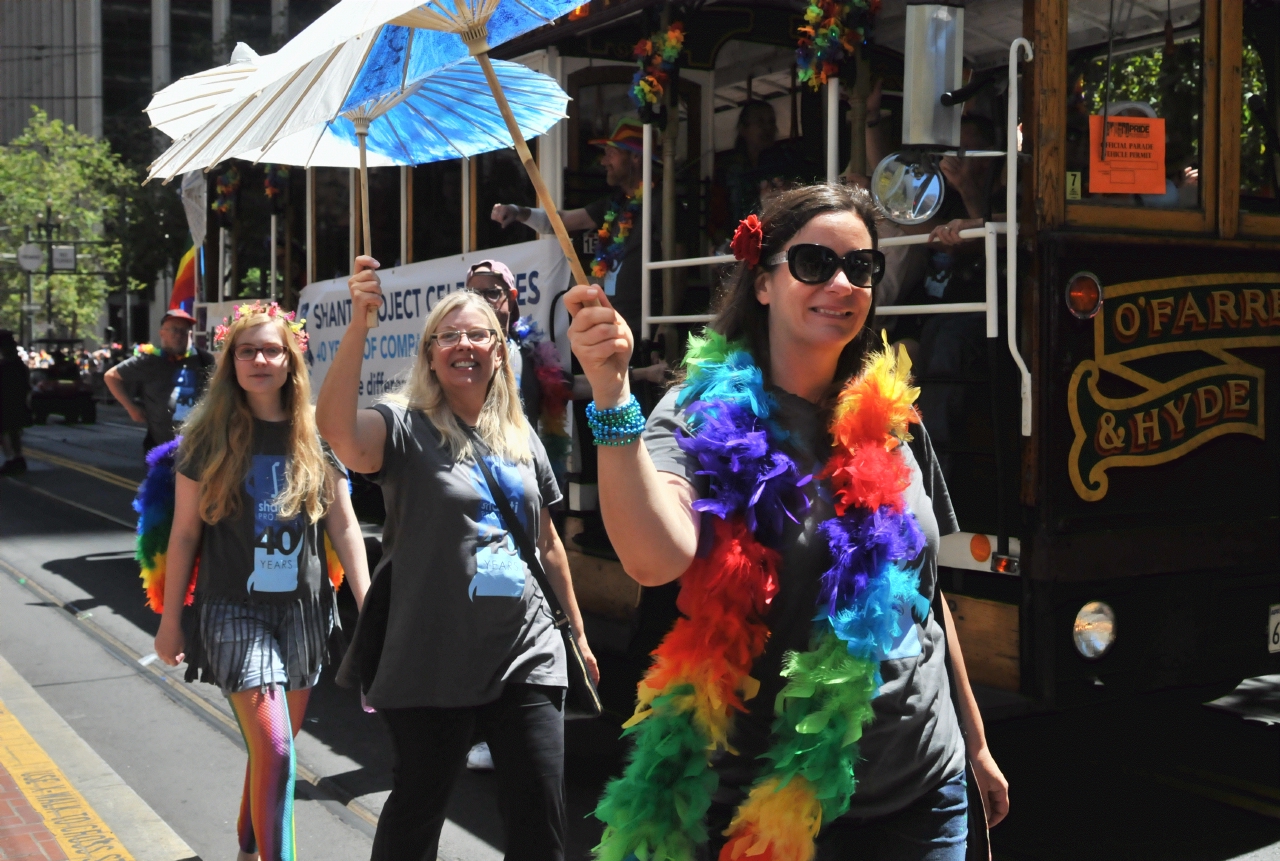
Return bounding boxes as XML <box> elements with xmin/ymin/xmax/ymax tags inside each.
<box><xmin>171</xmin><ymin>244</ymin><xmax>197</xmax><ymax>315</ymax></box>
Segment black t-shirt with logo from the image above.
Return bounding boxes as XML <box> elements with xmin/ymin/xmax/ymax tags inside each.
<box><xmin>179</xmin><ymin>419</ymin><xmax>334</xmax><ymax>604</ymax></box>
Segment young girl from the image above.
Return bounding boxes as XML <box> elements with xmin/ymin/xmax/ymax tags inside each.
<box><xmin>154</xmin><ymin>302</ymin><xmax>370</xmax><ymax>861</ymax></box>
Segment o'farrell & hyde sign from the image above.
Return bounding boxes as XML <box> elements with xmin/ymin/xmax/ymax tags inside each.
<box><xmin>1068</xmin><ymin>273</ymin><xmax>1280</xmax><ymax>501</ymax></box>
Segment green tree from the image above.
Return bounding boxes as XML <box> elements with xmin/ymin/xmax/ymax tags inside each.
<box><xmin>0</xmin><ymin>107</ymin><xmax>138</xmax><ymax>339</ymax></box>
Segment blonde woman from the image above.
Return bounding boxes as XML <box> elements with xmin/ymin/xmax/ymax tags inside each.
<box><xmin>317</xmin><ymin>258</ymin><xmax>597</xmax><ymax>861</ymax></box>
<box><xmin>154</xmin><ymin>302</ymin><xmax>370</xmax><ymax>861</ymax></box>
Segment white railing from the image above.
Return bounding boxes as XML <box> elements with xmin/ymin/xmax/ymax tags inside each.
<box><xmin>640</xmin><ymin>38</ymin><xmax>1034</xmax><ymax>435</ymax></box>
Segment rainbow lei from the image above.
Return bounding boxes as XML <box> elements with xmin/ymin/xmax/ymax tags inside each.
<box><xmin>795</xmin><ymin>0</ymin><xmax>877</xmax><ymax>91</ymax></box>
<box><xmin>592</xmin><ymin>188</ymin><xmax>644</xmax><ymax>280</ymax></box>
<box><xmin>513</xmin><ymin>317</ymin><xmax>574</xmax><ymax>471</ymax></box>
<box><xmin>630</xmin><ymin>23</ymin><xmax>685</xmax><ymax>123</ymax></box>
<box><xmin>214</xmin><ymin>165</ymin><xmax>241</xmax><ymax>216</ymax></box>
<box><xmin>594</xmin><ymin>330</ymin><xmax>928</xmax><ymax>861</ymax></box>
<box><xmin>134</xmin><ymin>343</ymin><xmax>195</xmax><ymax>360</ymax></box>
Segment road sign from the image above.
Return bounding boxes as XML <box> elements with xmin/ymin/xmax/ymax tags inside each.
<box><xmin>51</xmin><ymin>245</ymin><xmax>76</xmax><ymax>272</ymax></box>
<box><xmin>17</xmin><ymin>244</ymin><xmax>43</xmax><ymax>272</ymax></box>
<box><xmin>20</xmin><ymin>303</ymin><xmax>43</xmax><ymax>313</ymax></box>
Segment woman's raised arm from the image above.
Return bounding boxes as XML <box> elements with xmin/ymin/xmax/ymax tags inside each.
<box><xmin>564</xmin><ymin>284</ymin><xmax>700</xmax><ymax>586</ymax></box>
<box><xmin>316</xmin><ymin>255</ymin><xmax>387</xmax><ymax>474</ymax></box>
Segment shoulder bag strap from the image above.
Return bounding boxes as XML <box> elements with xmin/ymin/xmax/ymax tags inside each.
<box><xmin>469</xmin><ymin>440</ymin><xmax>570</xmax><ymax>631</ymax></box>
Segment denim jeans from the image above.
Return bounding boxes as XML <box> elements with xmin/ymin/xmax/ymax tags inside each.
<box><xmin>815</xmin><ymin>770</ymin><xmax>969</xmax><ymax>861</ymax></box>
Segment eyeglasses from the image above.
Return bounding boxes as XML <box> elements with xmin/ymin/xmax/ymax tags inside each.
<box><xmin>430</xmin><ymin>328</ymin><xmax>496</xmax><ymax>348</ymax></box>
<box><xmin>765</xmin><ymin>244</ymin><xmax>886</xmax><ymax>288</ymax></box>
<box><xmin>468</xmin><ymin>286</ymin><xmax>508</xmax><ymax>306</ymax></box>
<box><xmin>233</xmin><ymin>344</ymin><xmax>287</xmax><ymax>362</ymax></box>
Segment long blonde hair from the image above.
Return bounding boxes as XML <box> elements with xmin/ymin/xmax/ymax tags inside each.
<box><xmin>383</xmin><ymin>290</ymin><xmax>531</xmax><ymax>464</ymax></box>
<box><xmin>179</xmin><ymin>310</ymin><xmax>333</xmax><ymax>524</ymax></box>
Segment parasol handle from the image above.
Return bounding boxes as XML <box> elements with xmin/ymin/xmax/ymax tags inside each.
<box><xmin>474</xmin><ymin>52</ymin><xmax>593</xmax><ymax>297</ymax></box>
<box><xmin>355</xmin><ymin>121</ymin><xmax>379</xmax><ymax>329</ymax></box>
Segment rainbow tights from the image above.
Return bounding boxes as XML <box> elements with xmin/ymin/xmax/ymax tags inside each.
<box><xmin>227</xmin><ymin>686</ymin><xmax>310</xmax><ymax>861</ymax></box>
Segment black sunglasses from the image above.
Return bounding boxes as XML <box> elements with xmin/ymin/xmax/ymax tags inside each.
<box><xmin>765</xmin><ymin>244</ymin><xmax>886</xmax><ymax>288</ymax></box>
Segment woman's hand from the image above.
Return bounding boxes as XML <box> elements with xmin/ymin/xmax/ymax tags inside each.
<box><xmin>154</xmin><ymin>615</ymin><xmax>185</xmax><ymax>667</ymax></box>
<box><xmin>565</xmin><ymin>284</ymin><xmax>633</xmax><ymax>408</ymax></box>
<box><xmin>348</xmin><ymin>256</ymin><xmax>383</xmax><ymax>328</ymax></box>
<box><xmin>969</xmin><ymin>744</ymin><xmax>1010</xmax><ymax>827</ymax></box>
<box><xmin>578</xmin><ymin>636</ymin><xmax>600</xmax><ymax>686</ymax></box>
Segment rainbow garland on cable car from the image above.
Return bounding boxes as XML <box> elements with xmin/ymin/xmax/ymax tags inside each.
<box><xmin>593</xmin><ymin>324</ymin><xmax>928</xmax><ymax>861</ymax></box>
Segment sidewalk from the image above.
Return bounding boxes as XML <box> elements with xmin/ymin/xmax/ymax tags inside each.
<box><xmin>0</xmin><ymin>654</ymin><xmax>196</xmax><ymax>861</ymax></box>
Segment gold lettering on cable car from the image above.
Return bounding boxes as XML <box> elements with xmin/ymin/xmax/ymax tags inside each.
<box><xmin>1068</xmin><ymin>273</ymin><xmax>1280</xmax><ymax>501</ymax></box>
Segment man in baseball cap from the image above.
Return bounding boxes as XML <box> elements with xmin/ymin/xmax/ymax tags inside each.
<box><xmin>104</xmin><ymin>304</ymin><xmax>215</xmax><ymax>454</ymax></box>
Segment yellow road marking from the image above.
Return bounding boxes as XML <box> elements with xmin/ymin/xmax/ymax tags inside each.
<box><xmin>2</xmin><ymin>478</ymin><xmax>135</xmax><ymax>529</ymax></box>
<box><xmin>1135</xmin><ymin>766</ymin><xmax>1280</xmax><ymax>820</ymax></box>
<box><xmin>24</xmin><ymin>447</ymin><xmax>139</xmax><ymax>492</ymax></box>
<box><xmin>0</xmin><ymin>698</ymin><xmax>135</xmax><ymax>860</ymax></box>
<box><xmin>0</xmin><ymin>556</ymin><xmax>381</xmax><ymax>831</ymax></box>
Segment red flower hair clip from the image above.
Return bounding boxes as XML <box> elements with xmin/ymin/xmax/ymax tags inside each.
<box><xmin>731</xmin><ymin>214</ymin><xmax>763</xmax><ymax>267</ymax></box>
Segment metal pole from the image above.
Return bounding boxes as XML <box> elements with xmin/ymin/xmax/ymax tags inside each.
<box><xmin>269</xmin><ymin>212</ymin><xmax>278</xmax><ymax>301</ymax></box>
<box><xmin>461</xmin><ymin>157</ymin><xmax>471</xmax><ymax>254</ymax></box>
<box><xmin>218</xmin><ymin>226</ymin><xmax>227</xmax><ymax>302</ymax></box>
<box><xmin>826</xmin><ymin>80</ymin><xmax>839</xmax><ymax>183</ymax></box>
<box><xmin>23</xmin><ymin>227</ymin><xmax>33</xmax><ymax>350</ymax></box>
<box><xmin>641</xmin><ymin>122</ymin><xmax>653</xmax><ymax>340</ymax></box>
<box><xmin>1007</xmin><ymin>38</ymin><xmax>1033</xmax><ymax>436</ymax></box>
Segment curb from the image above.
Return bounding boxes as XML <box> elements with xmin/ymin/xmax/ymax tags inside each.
<box><xmin>0</xmin><ymin>652</ymin><xmax>199</xmax><ymax>861</ymax></box>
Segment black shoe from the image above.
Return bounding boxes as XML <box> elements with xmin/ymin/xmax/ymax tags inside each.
<box><xmin>0</xmin><ymin>457</ymin><xmax>26</xmax><ymax>475</ymax></box>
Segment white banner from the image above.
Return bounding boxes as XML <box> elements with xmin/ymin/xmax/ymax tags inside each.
<box><xmin>298</xmin><ymin>238</ymin><xmax>573</xmax><ymax>408</ymax></box>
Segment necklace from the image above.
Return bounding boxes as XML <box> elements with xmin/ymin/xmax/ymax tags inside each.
<box><xmin>512</xmin><ymin>317</ymin><xmax>573</xmax><ymax>468</ymax></box>
<box><xmin>134</xmin><ymin>343</ymin><xmax>195</xmax><ymax>361</ymax></box>
<box><xmin>593</xmin><ymin>330</ymin><xmax>928</xmax><ymax>861</ymax></box>
<box><xmin>591</xmin><ymin>186</ymin><xmax>644</xmax><ymax>280</ymax></box>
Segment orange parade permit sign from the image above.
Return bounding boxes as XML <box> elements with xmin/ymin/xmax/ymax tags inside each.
<box><xmin>1088</xmin><ymin>115</ymin><xmax>1166</xmax><ymax>195</ymax></box>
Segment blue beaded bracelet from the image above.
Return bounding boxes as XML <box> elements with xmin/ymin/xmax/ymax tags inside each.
<box><xmin>586</xmin><ymin>395</ymin><xmax>645</xmax><ymax>446</ymax></box>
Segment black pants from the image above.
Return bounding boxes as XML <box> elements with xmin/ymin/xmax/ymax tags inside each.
<box><xmin>371</xmin><ymin>684</ymin><xmax>567</xmax><ymax>861</ymax></box>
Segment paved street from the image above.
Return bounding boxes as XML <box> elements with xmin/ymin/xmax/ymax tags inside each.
<box><xmin>2</xmin><ymin>404</ymin><xmax>1279</xmax><ymax>860</ymax></box>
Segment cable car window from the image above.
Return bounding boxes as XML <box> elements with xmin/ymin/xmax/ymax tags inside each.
<box><xmin>1240</xmin><ymin>1</ymin><xmax>1279</xmax><ymax>216</ymax></box>
<box><xmin>1064</xmin><ymin>2</ymin><xmax>1203</xmax><ymax>210</ymax></box>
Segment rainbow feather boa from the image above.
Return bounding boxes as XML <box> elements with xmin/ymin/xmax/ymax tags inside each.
<box><xmin>594</xmin><ymin>331</ymin><xmax>926</xmax><ymax>861</ymax></box>
<box><xmin>133</xmin><ymin>437</ymin><xmax>345</xmax><ymax>613</ymax></box>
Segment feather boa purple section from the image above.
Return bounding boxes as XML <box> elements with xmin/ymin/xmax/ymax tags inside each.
<box><xmin>133</xmin><ymin>437</ymin><xmax>182</xmax><ymax>541</ymax></box>
<box><xmin>675</xmin><ymin>400</ymin><xmax>809</xmax><ymax>549</ymax></box>
<box><xmin>817</xmin><ymin>509</ymin><xmax>927</xmax><ymax>662</ymax></box>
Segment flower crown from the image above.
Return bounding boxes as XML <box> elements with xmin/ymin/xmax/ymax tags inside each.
<box><xmin>213</xmin><ymin>301</ymin><xmax>308</xmax><ymax>353</ymax></box>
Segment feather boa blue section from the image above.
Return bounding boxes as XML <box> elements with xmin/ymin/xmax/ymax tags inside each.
<box><xmin>676</xmin><ymin>400</ymin><xmax>809</xmax><ymax>549</ymax></box>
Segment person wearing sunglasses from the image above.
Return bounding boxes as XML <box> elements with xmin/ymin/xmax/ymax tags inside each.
<box><xmin>564</xmin><ymin>183</ymin><xmax>1007</xmax><ymax>861</ymax></box>
<box><xmin>155</xmin><ymin>302</ymin><xmax>370</xmax><ymax>861</ymax></box>
<box><xmin>317</xmin><ymin>273</ymin><xmax>597</xmax><ymax>861</ymax></box>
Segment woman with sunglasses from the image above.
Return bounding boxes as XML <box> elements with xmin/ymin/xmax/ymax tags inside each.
<box><xmin>154</xmin><ymin>302</ymin><xmax>370</xmax><ymax>861</ymax></box>
<box><xmin>565</xmin><ymin>183</ymin><xmax>1007</xmax><ymax>861</ymax></box>
<box><xmin>317</xmin><ymin>265</ymin><xmax>598</xmax><ymax>861</ymax></box>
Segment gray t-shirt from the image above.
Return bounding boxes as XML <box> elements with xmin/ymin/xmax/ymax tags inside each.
<box><xmin>364</xmin><ymin>402</ymin><xmax>566</xmax><ymax>708</ymax></box>
<box><xmin>113</xmin><ymin>350</ymin><xmax>215</xmax><ymax>444</ymax></box>
<box><xmin>644</xmin><ymin>386</ymin><xmax>964</xmax><ymax>820</ymax></box>
<box><xmin>178</xmin><ymin>419</ymin><xmax>331</xmax><ymax>603</ymax></box>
